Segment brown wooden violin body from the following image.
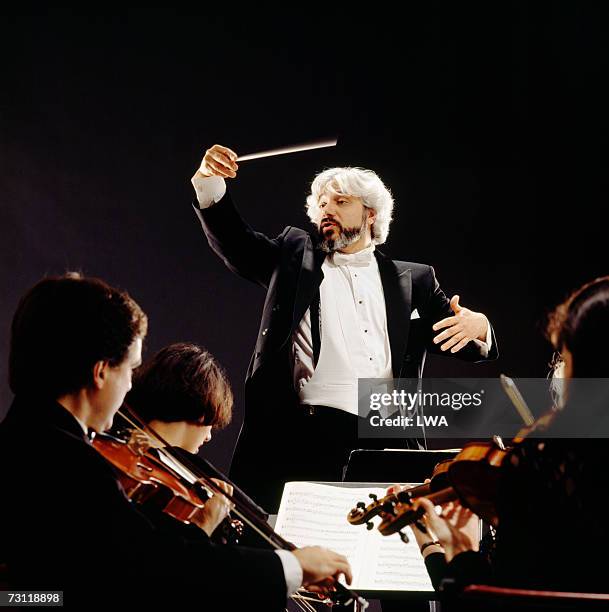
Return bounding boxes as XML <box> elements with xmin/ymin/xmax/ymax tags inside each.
<box><xmin>92</xmin><ymin>432</ymin><xmax>212</xmax><ymax>525</ymax></box>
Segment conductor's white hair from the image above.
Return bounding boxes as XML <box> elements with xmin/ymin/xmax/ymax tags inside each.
<box><xmin>305</xmin><ymin>167</ymin><xmax>394</xmax><ymax>245</ymax></box>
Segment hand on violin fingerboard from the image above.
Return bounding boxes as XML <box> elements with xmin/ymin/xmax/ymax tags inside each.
<box><xmin>414</xmin><ymin>498</ymin><xmax>479</xmax><ymax>562</ymax></box>
<box><xmin>193</xmin><ymin>479</ymin><xmax>235</xmax><ymax>536</ymax></box>
<box><xmin>386</xmin><ymin>482</ymin><xmax>442</xmax><ymax>556</ymax></box>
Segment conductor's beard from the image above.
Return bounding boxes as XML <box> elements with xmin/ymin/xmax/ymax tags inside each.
<box><xmin>319</xmin><ymin>211</ymin><xmax>368</xmax><ymax>253</ymax></box>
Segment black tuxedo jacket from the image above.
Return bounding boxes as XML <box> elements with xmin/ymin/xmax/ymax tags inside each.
<box><xmin>0</xmin><ymin>396</ymin><xmax>286</xmax><ymax>609</ymax></box>
<box><xmin>195</xmin><ymin>192</ymin><xmax>498</xmax><ymax>413</ymax></box>
<box><xmin>196</xmin><ymin>193</ymin><xmax>498</xmax><ymax>511</ymax></box>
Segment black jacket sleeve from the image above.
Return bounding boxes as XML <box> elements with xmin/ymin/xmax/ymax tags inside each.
<box><xmin>0</xmin><ymin>419</ymin><xmax>288</xmax><ymax>611</ymax></box>
<box><xmin>424</xmin><ymin>551</ymin><xmax>492</xmax><ymax>592</ymax></box>
<box><xmin>424</xmin><ymin>552</ymin><xmax>448</xmax><ymax>590</ymax></box>
<box><xmin>193</xmin><ymin>192</ymin><xmax>288</xmax><ymax>289</ymax></box>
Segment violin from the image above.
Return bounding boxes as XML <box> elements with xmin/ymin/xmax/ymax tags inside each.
<box><xmin>91</xmin><ymin>430</ymin><xmax>243</xmax><ymax>544</ymax></box>
<box><xmin>95</xmin><ymin>406</ymin><xmax>368</xmax><ymax>609</ymax></box>
<box><xmin>347</xmin><ymin>439</ymin><xmax>507</xmax><ymax>545</ymax></box>
<box><xmin>348</xmin><ymin>411</ymin><xmax>561</xmax><ymax>541</ymax></box>
<box><xmin>92</xmin><ymin>431</ymin><xmax>209</xmax><ymax>522</ymax></box>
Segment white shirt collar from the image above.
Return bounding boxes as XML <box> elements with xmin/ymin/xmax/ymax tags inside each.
<box><xmin>331</xmin><ymin>243</ymin><xmax>376</xmax><ymax>267</ymax></box>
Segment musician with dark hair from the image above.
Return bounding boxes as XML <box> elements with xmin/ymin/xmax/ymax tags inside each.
<box><xmin>0</xmin><ymin>273</ymin><xmax>353</xmax><ymax>608</ymax></box>
<box><xmin>128</xmin><ymin>341</ymin><xmax>233</xmax><ymax>452</ymax></box>
<box><xmin>8</xmin><ymin>271</ymin><xmax>147</xmax><ymax>431</ymax></box>
<box><xmin>125</xmin><ymin>342</ymin><xmax>237</xmax><ymax>538</ymax></box>
<box><xmin>410</xmin><ymin>276</ymin><xmax>609</xmax><ymax>595</ymax></box>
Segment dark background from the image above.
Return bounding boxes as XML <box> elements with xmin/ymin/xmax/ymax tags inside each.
<box><xmin>1</xmin><ymin>8</ymin><xmax>607</xmax><ymax>472</ymax></box>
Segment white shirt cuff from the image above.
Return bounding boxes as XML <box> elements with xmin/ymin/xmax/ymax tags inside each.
<box><xmin>483</xmin><ymin>316</ymin><xmax>492</xmax><ymax>350</ymax></box>
<box><xmin>274</xmin><ymin>550</ymin><xmax>303</xmax><ymax>596</ymax></box>
<box><xmin>194</xmin><ymin>175</ymin><xmax>227</xmax><ymax>209</ymax></box>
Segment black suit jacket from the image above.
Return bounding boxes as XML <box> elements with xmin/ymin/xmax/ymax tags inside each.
<box><xmin>195</xmin><ymin>192</ymin><xmax>498</xmax><ymax>410</ymax></box>
<box><xmin>0</xmin><ymin>396</ymin><xmax>286</xmax><ymax>609</ymax></box>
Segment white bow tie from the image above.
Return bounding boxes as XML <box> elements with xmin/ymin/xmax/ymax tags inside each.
<box><xmin>331</xmin><ymin>247</ymin><xmax>375</xmax><ymax>267</ymax></box>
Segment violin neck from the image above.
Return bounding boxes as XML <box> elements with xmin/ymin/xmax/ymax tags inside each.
<box><xmin>397</xmin><ymin>481</ymin><xmax>432</xmax><ymax>502</ymax></box>
<box><xmin>425</xmin><ymin>487</ymin><xmax>456</xmax><ymax>507</ymax></box>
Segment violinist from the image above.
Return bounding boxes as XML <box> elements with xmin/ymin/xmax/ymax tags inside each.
<box><xmin>408</xmin><ymin>276</ymin><xmax>609</xmax><ymax>594</ymax></box>
<box><xmin>123</xmin><ymin>341</ymin><xmax>236</xmax><ymax>538</ymax></box>
<box><xmin>0</xmin><ymin>273</ymin><xmax>353</xmax><ymax>609</ymax></box>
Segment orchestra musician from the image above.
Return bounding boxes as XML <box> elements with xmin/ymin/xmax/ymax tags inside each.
<box><xmin>0</xmin><ymin>273</ymin><xmax>353</xmax><ymax>609</ymax></box>
<box><xmin>190</xmin><ymin>143</ymin><xmax>498</xmax><ymax>512</ymax></box>
<box><xmin>408</xmin><ymin>276</ymin><xmax>609</xmax><ymax>594</ymax></box>
<box><xmin>124</xmin><ymin>342</ymin><xmax>236</xmax><ymax>538</ymax></box>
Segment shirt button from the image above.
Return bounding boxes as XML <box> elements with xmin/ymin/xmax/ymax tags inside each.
<box><xmin>359</xmin><ymin>300</ymin><xmax>363</xmax><ymax>304</ymax></box>
<box><xmin>369</xmin><ymin>357</ymin><xmax>373</xmax><ymax>361</ymax></box>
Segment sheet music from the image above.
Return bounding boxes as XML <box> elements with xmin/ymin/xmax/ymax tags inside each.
<box><xmin>275</xmin><ymin>481</ymin><xmax>434</xmax><ymax>591</ymax></box>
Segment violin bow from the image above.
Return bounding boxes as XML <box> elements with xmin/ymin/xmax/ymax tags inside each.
<box><xmin>500</xmin><ymin>374</ymin><xmax>535</xmax><ymax>426</ymax></box>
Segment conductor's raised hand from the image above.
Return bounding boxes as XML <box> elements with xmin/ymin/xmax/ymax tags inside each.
<box><xmin>194</xmin><ymin>144</ymin><xmax>239</xmax><ymax>180</ymax></box>
<box><xmin>432</xmin><ymin>295</ymin><xmax>489</xmax><ymax>353</ymax></box>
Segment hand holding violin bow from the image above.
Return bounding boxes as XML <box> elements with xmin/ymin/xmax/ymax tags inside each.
<box><xmin>292</xmin><ymin>546</ymin><xmax>353</xmax><ymax>592</ymax></box>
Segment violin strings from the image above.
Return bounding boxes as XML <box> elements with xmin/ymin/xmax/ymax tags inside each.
<box><xmin>291</xmin><ymin>592</ymin><xmax>322</xmax><ymax>611</ymax></box>
<box><xmin>117</xmin><ymin>407</ymin><xmax>291</xmax><ymax>547</ymax></box>
<box><xmin>292</xmin><ymin>590</ymin><xmax>334</xmax><ymax>610</ymax></box>
<box><xmin>289</xmin><ymin>596</ymin><xmax>308</xmax><ymax>612</ymax></box>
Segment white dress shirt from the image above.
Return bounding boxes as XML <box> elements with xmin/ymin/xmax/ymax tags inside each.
<box><xmin>293</xmin><ymin>244</ymin><xmax>393</xmax><ymax>415</ymax></box>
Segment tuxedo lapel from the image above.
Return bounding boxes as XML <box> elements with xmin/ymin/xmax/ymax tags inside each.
<box><xmin>376</xmin><ymin>251</ymin><xmax>412</xmax><ymax>377</ymax></box>
<box><xmin>288</xmin><ymin>242</ymin><xmax>412</xmax><ymax>377</ymax></box>
<box><xmin>291</xmin><ymin>236</ymin><xmax>326</xmax><ymax>335</ymax></box>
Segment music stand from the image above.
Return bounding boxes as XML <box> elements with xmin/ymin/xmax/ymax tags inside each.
<box><xmin>343</xmin><ymin>449</ymin><xmax>460</xmax><ymax>611</ymax></box>
<box><xmin>344</xmin><ymin>448</ymin><xmax>458</xmax><ymax>483</ymax></box>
